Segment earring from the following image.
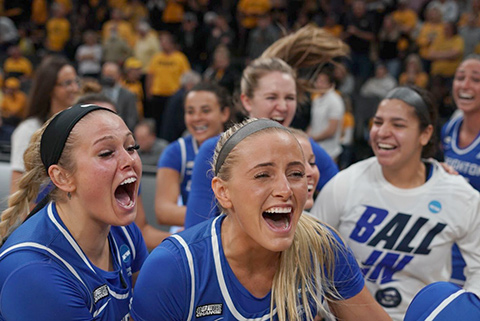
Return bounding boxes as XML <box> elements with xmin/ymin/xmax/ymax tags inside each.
<box><xmin>67</xmin><ymin>192</ymin><xmax>71</xmax><ymax>200</ymax></box>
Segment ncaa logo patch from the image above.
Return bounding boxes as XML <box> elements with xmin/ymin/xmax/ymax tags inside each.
<box><xmin>375</xmin><ymin>287</ymin><xmax>402</xmax><ymax>308</ymax></box>
<box><xmin>120</xmin><ymin>244</ymin><xmax>131</xmax><ymax>264</ymax></box>
<box><xmin>428</xmin><ymin>201</ymin><xmax>442</xmax><ymax>214</ymax></box>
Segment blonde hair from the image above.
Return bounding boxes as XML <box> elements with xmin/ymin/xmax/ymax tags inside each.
<box><xmin>212</xmin><ymin>120</ymin><xmax>344</xmax><ymax>320</ymax></box>
<box><xmin>0</xmin><ymin>112</ymin><xmax>87</xmax><ymax>245</ymax></box>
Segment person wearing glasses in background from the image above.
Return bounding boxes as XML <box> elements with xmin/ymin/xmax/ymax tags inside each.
<box><xmin>10</xmin><ymin>55</ymin><xmax>80</xmax><ymax>194</ymax></box>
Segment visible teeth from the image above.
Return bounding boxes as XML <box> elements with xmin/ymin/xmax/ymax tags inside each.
<box><xmin>120</xmin><ymin>177</ymin><xmax>136</xmax><ymax>185</ymax></box>
<box><xmin>285</xmin><ymin>219</ymin><xmax>289</xmax><ymax>229</ymax></box>
<box><xmin>307</xmin><ymin>184</ymin><xmax>314</xmax><ymax>192</ymax></box>
<box><xmin>194</xmin><ymin>125</ymin><xmax>208</xmax><ymax>131</ymax></box>
<box><xmin>271</xmin><ymin>117</ymin><xmax>284</xmax><ymax>122</ymax></box>
<box><xmin>378</xmin><ymin>143</ymin><xmax>395</xmax><ymax>150</ymax></box>
<box><xmin>459</xmin><ymin>92</ymin><xmax>474</xmax><ymax>99</ymax></box>
<box><xmin>264</xmin><ymin>207</ymin><xmax>291</xmax><ymax>214</ymax></box>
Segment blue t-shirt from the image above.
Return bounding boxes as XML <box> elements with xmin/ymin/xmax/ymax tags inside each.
<box><xmin>405</xmin><ymin>282</ymin><xmax>480</xmax><ymax>321</ymax></box>
<box><xmin>157</xmin><ymin>135</ymin><xmax>199</xmax><ymax>204</ymax></box>
<box><xmin>0</xmin><ymin>202</ymin><xmax>148</xmax><ymax>321</ymax></box>
<box><xmin>441</xmin><ymin>115</ymin><xmax>480</xmax><ymax>283</ymax></box>
<box><xmin>131</xmin><ymin>215</ymin><xmax>364</xmax><ymax>320</ymax></box>
<box><xmin>184</xmin><ymin>135</ymin><xmax>338</xmax><ymax>228</ymax></box>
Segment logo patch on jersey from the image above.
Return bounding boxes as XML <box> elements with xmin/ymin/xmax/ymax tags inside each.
<box><xmin>93</xmin><ymin>284</ymin><xmax>109</xmax><ymax>304</ymax></box>
<box><xmin>375</xmin><ymin>287</ymin><xmax>401</xmax><ymax>308</ymax></box>
<box><xmin>195</xmin><ymin>303</ymin><xmax>223</xmax><ymax>318</ymax></box>
<box><xmin>120</xmin><ymin>244</ymin><xmax>131</xmax><ymax>264</ymax></box>
<box><xmin>428</xmin><ymin>200</ymin><xmax>442</xmax><ymax>214</ymax></box>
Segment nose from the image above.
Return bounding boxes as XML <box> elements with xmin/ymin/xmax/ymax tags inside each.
<box><xmin>276</xmin><ymin>99</ymin><xmax>288</xmax><ymax>112</ymax></box>
<box><xmin>272</xmin><ymin>174</ymin><xmax>293</xmax><ymax>200</ymax></box>
<box><xmin>375</xmin><ymin>122</ymin><xmax>391</xmax><ymax>138</ymax></box>
<box><xmin>119</xmin><ymin>148</ymin><xmax>136</xmax><ymax>170</ymax></box>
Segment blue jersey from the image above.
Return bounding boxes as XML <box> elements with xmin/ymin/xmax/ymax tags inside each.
<box><xmin>131</xmin><ymin>215</ymin><xmax>364</xmax><ymax>321</ymax></box>
<box><xmin>184</xmin><ymin>135</ymin><xmax>339</xmax><ymax>228</ymax></box>
<box><xmin>441</xmin><ymin>114</ymin><xmax>480</xmax><ymax>191</ymax></box>
<box><xmin>441</xmin><ymin>114</ymin><xmax>480</xmax><ymax>283</ymax></box>
<box><xmin>157</xmin><ymin>135</ymin><xmax>199</xmax><ymax>204</ymax></box>
<box><xmin>0</xmin><ymin>202</ymin><xmax>148</xmax><ymax>321</ymax></box>
<box><xmin>405</xmin><ymin>282</ymin><xmax>480</xmax><ymax>321</ymax></box>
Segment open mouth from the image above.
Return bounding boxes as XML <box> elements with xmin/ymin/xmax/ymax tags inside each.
<box><xmin>307</xmin><ymin>183</ymin><xmax>314</xmax><ymax>193</ymax></box>
<box><xmin>193</xmin><ymin>124</ymin><xmax>208</xmax><ymax>133</ymax></box>
<box><xmin>262</xmin><ymin>206</ymin><xmax>292</xmax><ymax>231</ymax></box>
<box><xmin>270</xmin><ymin>117</ymin><xmax>285</xmax><ymax>124</ymax></box>
<box><xmin>114</xmin><ymin>177</ymin><xmax>136</xmax><ymax>209</ymax></box>
<box><xmin>458</xmin><ymin>92</ymin><xmax>474</xmax><ymax>101</ymax></box>
<box><xmin>377</xmin><ymin>143</ymin><xmax>396</xmax><ymax>151</ymax></box>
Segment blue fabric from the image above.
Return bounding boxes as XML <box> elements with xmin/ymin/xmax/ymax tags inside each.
<box><xmin>157</xmin><ymin>135</ymin><xmax>197</xmax><ymax>204</ymax></box>
<box><xmin>184</xmin><ymin>135</ymin><xmax>338</xmax><ymax>228</ymax></box>
<box><xmin>131</xmin><ymin>215</ymin><xmax>364</xmax><ymax>320</ymax></box>
<box><xmin>441</xmin><ymin>116</ymin><xmax>480</xmax><ymax>282</ymax></box>
<box><xmin>0</xmin><ymin>202</ymin><xmax>148</xmax><ymax>321</ymax></box>
<box><xmin>405</xmin><ymin>282</ymin><xmax>480</xmax><ymax>321</ymax></box>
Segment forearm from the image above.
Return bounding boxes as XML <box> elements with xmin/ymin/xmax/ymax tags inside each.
<box><xmin>155</xmin><ymin>202</ymin><xmax>186</xmax><ymax>226</ymax></box>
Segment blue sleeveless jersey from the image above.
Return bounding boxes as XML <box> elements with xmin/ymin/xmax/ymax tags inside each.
<box><xmin>405</xmin><ymin>282</ymin><xmax>480</xmax><ymax>321</ymax></box>
<box><xmin>442</xmin><ymin>114</ymin><xmax>480</xmax><ymax>191</ymax></box>
<box><xmin>0</xmin><ymin>202</ymin><xmax>148</xmax><ymax>321</ymax></box>
<box><xmin>157</xmin><ymin>134</ymin><xmax>198</xmax><ymax>204</ymax></box>
<box><xmin>131</xmin><ymin>215</ymin><xmax>364</xmax><ymax>320</ymax></box>
<box><xmin>442</xmin><ymin>115</ymin><xmax>480</xmax><ymax>283</ymax></box>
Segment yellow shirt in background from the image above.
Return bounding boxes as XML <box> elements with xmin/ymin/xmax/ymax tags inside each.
<box><xmin>46</xmin><ymin>17</ymin><xmax>71</xmax><ymax>52</ymax></box>
<box><xmin>430</xmin><ymin>35</ymin><xmax>464</xmax><ymax>77</ymax></box>
<box><xmin>148</xmin><ymin>51</ymin><xmax>191</xmax><ymax>96</ymax></box>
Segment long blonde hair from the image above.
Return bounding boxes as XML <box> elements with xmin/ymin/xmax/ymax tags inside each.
<box><xmin>212</xmin><ymin>120</ymin><xmax>344</xmax><ymax>320</ymax></box>
<box><xmin>0</xmin><ymin>113</ymin><xmax>82</xmax><ymax>245</ymax></box>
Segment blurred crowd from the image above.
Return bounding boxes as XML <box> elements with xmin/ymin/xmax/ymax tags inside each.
<box><xmin>0</xmin><ymin>0</ymin><xmax>477</xmax><ymax>167</ymax></box>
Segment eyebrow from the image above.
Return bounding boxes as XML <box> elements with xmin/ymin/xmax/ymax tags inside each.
<box><xmin>373</xmin><ymin>116</ymin><xmax>407</xmax><ymax>122</ymax></box>
<box><xmin>249</xmin><ymin>160</ymin><xmax>305</xmax><ymax>171</ymax></box>
<box><xmin>93</xmin><ymin>133</ymin><xmax>133</xmax><ymax>145</ymax></box>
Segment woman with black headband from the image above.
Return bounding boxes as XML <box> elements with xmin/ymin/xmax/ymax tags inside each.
<box><xmin>131</xmin><ymin>118</ymin><xmax>391</xmax><ymax>321</ymax></box>
<box><xmin>310</xmin><ymin>85</ymin><xmax>480</xmax><ymax>321</ymax></box>
<box><xmin>0</xmin><ymin>104</ymin><xmax>148</xmax><ymax>320</ymax></box>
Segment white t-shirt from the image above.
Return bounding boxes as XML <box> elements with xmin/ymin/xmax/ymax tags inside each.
<box><xmin>310</xmin><ymin>157</ymin><xmax>480</xmax><ymax>321</ymax></box>
<box><xmin>10</xmin><ymin>118</ymin><xmax>42</xmax><ymax>172</ymax></box>
<box><xmin>309</xmin><ymin>88</ymin><xmax>345</xmax><ymax>159</ymax></box>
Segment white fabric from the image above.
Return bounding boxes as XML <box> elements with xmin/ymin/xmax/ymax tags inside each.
<box><xmin>10</xmin><ymin>118</ymin><xmax>42</xmax><ymax>172</ymax></box>
<box><xmin>310</xmin><ymin>157</ymin><xmax>480</xmax><ymax>321</ymax></box>
<box><xmin>75</xmin><ymin>44</ymin><xmax>103</xmax><ymax>75</ymax></box>
<box><xmin>309</xmin><ymin>88</ymin><xmax>345</xmax><ymax>158</ymax></box>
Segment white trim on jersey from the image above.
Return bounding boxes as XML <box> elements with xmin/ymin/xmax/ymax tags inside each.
<box><xmin>179</xmin><ymin>137</ymin><xmax>187</xmax><ymax>182</ymax></box>
<box><xmin>425</xmin><ymin>289</ymin><xmax>465</xmax><ymax>321</ymax></box>
<box><xmin>121</xmin><ymin>226</ymin><xmax>136</xmax><ymax>260</ymax></box>
<box><xmin>0</xmin><ymin>241</ymin><xmax>93</xmax><ymax>313</ymax></box>
<box><xmin>49</xmin><ymin>201</ymin><xmax>130</xmax><ymax>301</ymax></box>
<box><xmin>93</xmin><ymin>299</ymin><xmax>111</xmax><ymax>318</ymax></box>
<box><xmin>171</xmin><ymin>234</ymin><xmax>196</xmax><ymax>321</ymax></box>
<box><xmin>47</xmin><ymin>202</ymin><xmax>96</xmax><ymax>273</ymax></box>
<box><xmin>450</xmin><ymin>117</ymin><xmax>480</xmax><ymax>155</ymax></box>
<box><xmin>210</xmin><ymin>216</ymin><xmax>276</xmax><ymax>321</ymax></box>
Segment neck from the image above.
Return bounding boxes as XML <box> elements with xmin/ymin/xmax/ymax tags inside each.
<box><xmin>221</xmin><ymin>215</ymin><xmax>279</xmax><ymax>275</ymax></box>
<box><xmin>382</xmin><ymin>159</ymin><xmax>426</xmax><ymax>189</ymax></box>
<box><xmin>461</xmin><ymin>110</ymin><xmax>480</xmax><ymax>135</ymax></box>
<box><xmin>56</xmin><ymin>201</ymin><xmax>112</xmax><ymax>270</ymax></box>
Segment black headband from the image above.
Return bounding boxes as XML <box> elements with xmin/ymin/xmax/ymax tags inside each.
<box><xmin>41</xmin><ymin>104</ymin><xmax>116</xmax><ymax>173</ymax></box>
<box><xmin>215</xmin><ymin>119</ymin><xmax>285</xmax><ymax>175</ymax></box>
<box><xmin>385</xmin><ymin>87</ymin><xmax>431</xmax><ymax>124</ymax></box>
